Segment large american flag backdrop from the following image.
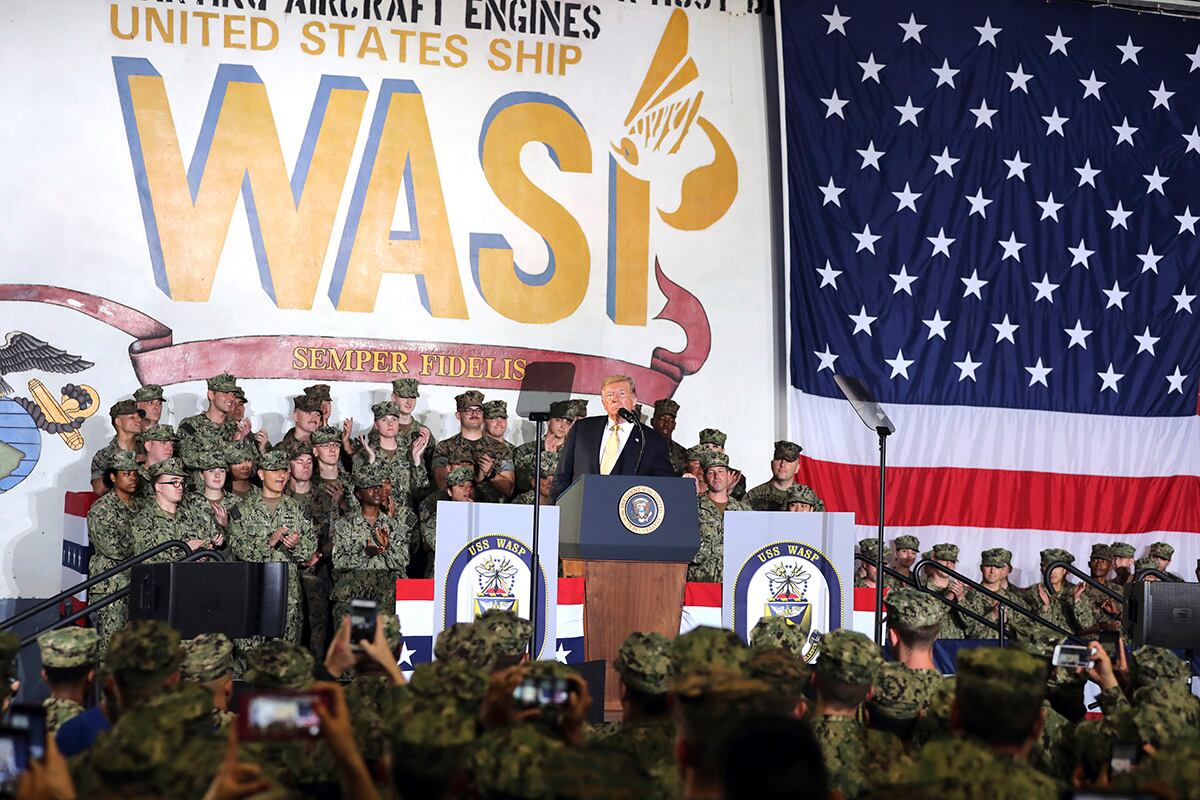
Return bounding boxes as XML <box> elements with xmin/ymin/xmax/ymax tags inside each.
<box><xmin>781</xmin><ymin>0</ymin><xmax>1200</xmax><ymax>583</ymax></box>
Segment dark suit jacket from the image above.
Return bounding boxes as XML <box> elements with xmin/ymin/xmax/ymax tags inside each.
<box><xmin>551</xmin><ymin>415</ymin><xmax>677</xmax><ymax>500</ymax></box>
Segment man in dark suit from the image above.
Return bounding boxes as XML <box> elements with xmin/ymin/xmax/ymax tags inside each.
<box><xmin>551</xmin><ymin>375</ymin><xmax>680</xmax><ymax>500</ymax></box>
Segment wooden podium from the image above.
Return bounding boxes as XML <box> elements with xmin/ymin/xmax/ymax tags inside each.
<box><xmin>556</xmin><ymin>474</ymin><xmax>700</xmax><ymax>717</ymax></box>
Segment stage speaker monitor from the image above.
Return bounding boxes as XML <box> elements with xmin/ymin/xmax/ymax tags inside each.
<box><xmin>575</xmin><ymin>659</ymin><xmax>606</xmax><ymax>725</ymax></box>
<box><xmin>128</xmin><ymin>562</ymin><xmax>289</xmax><ymax>639</ymax></box>
<box><xmin>1130</xmin><ymin>580</ymin><xmax>1200</xmax><ymax>649</ymax></box>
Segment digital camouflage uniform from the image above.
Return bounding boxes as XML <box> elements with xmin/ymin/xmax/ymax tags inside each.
<box><xmin>881</xmin><ymin>590</ymin><xmax>949</xmax><ymax>704</ymax></box>
<box><xmin>180</xmin><ymin>633</ymin><xmax>236</xmax><ymax>733</ymax></box>
<box><xmin>920</xmin><ymin>543</ymin><xmax>974</xmax><ymax>639</ymax></box>
<box><xmin>1020</xmin><ymin>548</ymin><xmax>1095</xmax><ymax>634</ymax></box>
<box><xmin>86</xmin><ymin>450</ymin><xmax>141</xmax><ymax>654</ymax></box>
<box><xmin>433</xmin><ymin>433</ymin><xmax>514</xmax><ymax>503</ymax></box>
<box><xmin>751</xmin><ymin>613</ymin><xmax>813</xmax><ymax>659</ymax></box>
<box><xmin>603</xmin><ymin>632</ymin><xmax>680</xmax><ymax>798</ymax></box>
<box><xmin>343</xmin><ymin>613</ymin><xmax>403</xmax><ymax>762</ymax></box>
<box><xmin>331</xmin><ymin>459</ymin><xmax>410</xmax><ymax>625</ymax></box>
<box><xmin>808</xmin><ymin>628</ymin><xmax>899</xmax><ymax>799</ymax></box>
<box><xmin>176</xmin><ymin>373</ymin><xmax>241</xmax><ymax>454</ymax></box>
<box><xmin>1078</xmin><ymin>544</ymin><xmax>1123</xmax><ymax>633</ymax></box>
<box><xmin>512</xmin><ymin>451</ymin><xmax>559</xmax><ymax>505</ymax></box>
<box><xmin>648</xmin><ymin>399</ymin><xmax>688</xmax><ymax>475</ymax></box>
<box><xmin>352</xmin><ymin>401</ymin><xmax>430</xmax><ymax>514</ymax></box>
<box><xmin>855</xmin><ymin>537</ymin><xmax>882</xmax><ymax>589</ymax></box>
<box><xmin>513</xmin><ymin>399</ymin><xmax>577</xmax><ymax>493</ymax></box>
<box><xmin>868</xmin><ymin>661</ymin><xmax>939</xmax><ymax>739</ymax></box>
<box><xmin>89</xmin><ymin>404</ymin><xmax>145</xmax><ymax>485</ymax></box>
<box><xmin>134</xmin><ymin>423</ymin><xmax>180</xmax><ymax>501</ymax></box>
<box><xmin>689</xmin><ymin>451</ymin><xmax>751</xmax><ymax>583</ymax></box>
<box><xmin>698</xmin><ymin>428</ymin><xmax>747</xmax><ymax>500</ymax></box>
<box><xmin>228</xmin><ymin>453</ymin><xmax>316</xmax><ymax>646</ymax></box>
<box><xmin>745</xmin><ymin>440</ymin><xmax>803</xmax><ymax>511</ymax></box>
<box><xmin>130</xmin><ymin>458</ymin><xmax>219</xmax><ymax>564</ymax></box>
<box><xmin>37</xmin><ymin>627</ymin><xmax>99</xmax><ymax>734</ymax></box>
<box><xmin>957</xmin><ymin>547</ymin><xmax>1033</xmax><ymax>639</ymax></box>
<box><xmin>418</xmin><ymin>466</ymin><xmax>474</xmax><ymax>574</ymax></box>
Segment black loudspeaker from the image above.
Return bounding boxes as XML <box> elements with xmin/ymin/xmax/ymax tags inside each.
<box><xmin>575</xmin><ymin>659</ymin><xmax>607</xmax><ymax>725</ymax></box>
<box><xmin>1130</xmin><ymin>581</ymin><xmax>1200</xmax><ymax>649</ymax></box>
<box><xmin>128</xmin><ymin>562</ymin><xmax>289</xmax><ymax>639</ymax></box>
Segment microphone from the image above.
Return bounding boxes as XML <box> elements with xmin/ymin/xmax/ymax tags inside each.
<box><xmin>617</xmin><ymin>407</ymin><xmax>646</xmax><ymax>472</ymax></box>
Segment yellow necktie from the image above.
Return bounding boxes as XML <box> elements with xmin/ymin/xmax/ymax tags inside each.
<box><xmin>600</xmin><ymin>423</ymin><xmax>621</xmax><ymax>475</ymax></box>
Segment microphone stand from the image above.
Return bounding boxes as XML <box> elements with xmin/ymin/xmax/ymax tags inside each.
<box><xmin>528</xmin><ymin>410</ymin><xmax>549</xmax><ymax>659</ymax></box>
<box><xmin>618</xmin><ymin>407</ymin><xmax>646</xmax><ymax>473</ymax></box>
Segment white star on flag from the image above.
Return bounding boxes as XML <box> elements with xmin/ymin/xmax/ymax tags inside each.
<box><xmin>1150</xmin><ymin>81</ymin><xmax>1175</xmax><ymax>110</ymax></box>
<box><xmin>1042</xmin><ymin>107</ymin><xmax>1068</xmax><ymax>136</ymax></box>
<box><xmin>1025</xmin><ymin>358</ymin><xmax>1053</xmax><ymax>387</ymax></box>
<box><xmin>1097</xmin><ymin>363</ymin><xmax>1124</xmax><ymax>394</ymax></box>
<box><xmin>966</xmin><ymin>188</ymin><xmax>992</xmax><ymax>218</ymax></box>
<box><xmin>1106</xmin><ymin>201</ymin><xmax>1131</xmax><ymax>230</ymax></box>
<box><xmin>961</xmin><ymin>270</ymin><xmax>988</xmax><ymax>299</ymax></box>
<box><xmin>1103</xmin><ymin>281</ymin><xmax>1129</xmax><ymax>310</ymax></box>
<box><xmin>1138</xmin><ymin>246</ymin><xmax>1163</xmax><ymax>274</ymax></box>
<box><xmin>975</xmin><ymin>17</ymin><xmax>1001</xmax><ymax>47</ymax></box>
<box><xmin>1037</xmin><ymin>193</ymin><xmax>1064</xmax><ymax>222</ymax></box>
<box><xmin>858</xmin><ymin>53</ymin><xmax>885</xmax><ymax>83</ymax></box>
<box><xmin>814</xmin><ymin>345</ymin><xmax>839</xmax><ymax>372</ymax></box>
<box><xmin>1046</xmin><ymin>26</ymin><xmax>1072</xmax><ymax>55</ymax></box>
<box><xmin>821</xmin><ymin>89</ymin><xmax>848</xmax><ymax>119</ymax></box>
<box><xmin>822</xmin><ymin>5</ymin><xmax>850</xmax><ymax>34</ymax></box>
<box><xmin>1080</xmin><ymin>70</ymin><xmax>1105</xmax><ymax>100</ymax></box>
<box><xmin>892</xmin><ymin>182</ymin><xmax>921</xmax><ymax>213</ymax></box>
<box><xmin>886</xmin><ymin>348</ymin><xmax>915</xmax><ymax>379</ymax></box>
<box><xmin>992</xmin><ymin>314</ymin><xmax>1019</xmax><ymax>344</ymax></box>
<box><xmin>1183</xmin><ymin>127</ymin><xmax>1200</xmax><ymax>155</ymax></box>
<box><xmin>1175</xmin><ymin>207</ymin><xmax>1198</xmax><ymax>235</ymax></box>
<box><xmin>555</xmin><ymin>643</ymin><xmax>571</xmax><ymax>663</ymax></box>
<box><xmin>932</xmin><ymin>59</ymin><xmax>960</xmax><ymax>88</ymax></box>
<box><xmin>818</xmin><ymin>177</ymin><xmax>844</xmax><ymax>206</ymax></box>
<box><xmin>1174</xmin><ymin>286</ymin><xmax>1195</xmax><ymax>313</ymax></box>
<box><xmin>1188</xmin><ymin>44</ymin><xmax>1200</xmax><ymax>72</ymax></box>
<box><xmin>857</xmin><ymin>140</ymin><xmax>885</xmax><ymax>170</ymax></box>
<box><xmin>1075</xmin><ymin>159</ymin><xmax>1100</xmax><ymax>187</ymax></box>
<box><xmin>1007</xmin><ymin>64</ymin><xmax>1033</xmax><ymax>92</ymax></box>
<box><xmin>954</xmin><ymin>352</ymin><xmax>982</xmax><ymax>381</ymax></box>
<box><xmin>931</xmin><ymin>147</ymin><xmax>959</xmax><ymax>177</ymax></box>
<box><xmin>849</xmin><ymin>305</ymin><xmax>877</xmax><ymax>335</ymax></box>
<box><xmin>895</xmin><ymin>96</ymin><xmax>924</xmax><ymax>127</ymax></box>
<box><xmin>852</xmin><ymin>223</ymin><xmax>881</xmax><ymax>253</ymax></box>
<box><xmin>1064</xmin><ymin>320</ymin><xmax>1092</xmax><ymax>350</ymax></box>
<box><xmin>1144</xmin><ymin>167</ymin><xmax>1169</xmax><ymax>195</ymax></box>
<box><xmin>899</xmin><ymin>13</ymin><xmax>926</xmax><ymax>43</ymax></box>
<box><xmin>816</xmin><ymin>260</ymin><xmax>842</xmax><ymax>289</ymax></box>
<box><xmin>1113</xmin><ymin>117</ymin><xmax>1138</xmax><ymax>146</ymax></box>
<box><xmin>1134</xmin><ymin>326</ymin><xmax>1160</xmax><ymax>356</ymax></box>
<box><xmin>927</xmin><ymin>227</ymin><xmax>955</xmax><ymax>258</ymax></box>
<box><xmin>889</xmin><ymin>265</ymin><xmax>919</xmax><ymax>295</ymax></box>
<box><xmin>1166</xmin><ymin>367</ymin><xmax>1188</xmax><ymax>394</ymax></box>
<box><xmin>1116</xmin><ymin>36</ymin><xmax>1142</xmax><ymax>64</ymax></box>
<box><xmin>398</xmin><ymin>642</ymin><xmax>417</xmax><ymax>667</ymax></box>
<box><xmin>1031</xmin><ymin>273</ymin><xmax>1060</xmax><ymax>303</ymax></box>
<box><xmin>970</xmin><ymin>99</ymin><xmax>998</xmax><ymax>128</ymax></box>
<box><xmin>922</xmin><ymin>310</ymin><xmax>951</xmax><ymax>340</ymax></box>
<box><xmin>998</xmin><ymin>232</ymin><xmax>1025</xmax><ymax>261</ymax></box>
<box><xmin>1068</xmin><ymin>238</ymin><xmax>1095</xmax><ymax>268</ymax></box>
<box><xmin>1004</xmin><ymin>150</ymin><xmax>1030</xmax><ymax>181</ymax></box>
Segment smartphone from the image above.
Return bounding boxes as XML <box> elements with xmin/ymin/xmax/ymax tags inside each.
<box><xmin>1051</xmin><ymin>643</ymin><xmax>1094</xmax><ymax>669</ymax></box>
<box><xmin>512</xmin><ymin>676</ymin><xmax>570</xmax><ymax>708</ymax></box>
<box><xmin>5</xmin><ymin>706</ymin><xmax>46</xmax><ymax>760</ymax></box>
<box><xmin>1097</xmin><ymin>631</ymin><xmax>1121</xmax><ymax>660</ymax></box>
<box><xmin>236</xmin><ymin>690</ymin><xmax>333</xmax><ymax>741</ymax></box>
<box><xmin>0</xmin><ymin>729</ymin><xmax>29</xmax><ymax>796</ymax></box>
<box><xmin>350</xmin><ymin>598</ymin><xmax>377</xmax><ymax>651</ymax></box>
<box><xmin>1110</xmin><ymin>741</ymin><xmax>1139</xmax><ymax>774</ymax></box>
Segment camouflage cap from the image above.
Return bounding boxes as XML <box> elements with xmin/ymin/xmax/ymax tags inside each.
<box><xmin>107</xmin><ymin>449</ymin><xmax>140</xmax><ymax>472</ymax></box>
<box><xmin>302</xmin><ymin>383</ymin><xmax>331</xmax><ymax>401</ymax></box>
<box><xmin>750</xmin><ymin>615</ymin><xmax>810</xmax><ymax>659</ymax></box>
<box><xmin>566</xmin><ymin>399</ymin><xmax>588</xmax><ymax>418</ymax></box>
<box><xmin>310</xmin><ymin>425</ymin><xmax>341</xmax><ymax>446</ymax></box>
<box><xmin>548</xmin><ymin>400</ymin><xmax>573</xmax><ymax>419</ymax></box>
<box><xmin>243</xmin><ymin>640</ymin><xmax>314</xmax><ymax>690</ymax></box>
<box><xmin>408</xmin><ymin>659</ymin><xmax>489</xmax><ymax>707</ymax></box>
<box><xmin>857</xmin><ymin>538</ymin><xmax>881</xmax><ymax>561</ymax></box>
<box><xmin>353</xmin><ymin>458</ymin><xmax>388</xmax><ymax>489</ymax></box>
<box><xmin>146</xmin><ymin>457</ymin><xmax>186</xmax><ymax>479</ymax></box>
<box><xmin>283</xmin><ymin>440</ymin><xmax>313</xmax><ymax>460</ymax></box>
<box><xmin>470</xmin><ymin>725</ymin><xmax>563</xmax><ymax>798</ymax></box>
<box><xmin>671</xmin><ymin>626</ymin><xmax>749</xmax><ymax>677</ymax></box>
<box><xmin>773</xmin><ymin>440</ymin><xmax>802</xmax><ymax>461</ymax></box>
<box><xmin>699</xmin><ymin>450</ymin><xmax>729</xmax><ymax>469</ymax></box>
<box><xmin>815</xmin><ymin>628</ymin><xmax>882</xmax><ymax>685</ymax></box>
<box><xmin>885</xmin><ymin>587</ymin><xmax>946</xmax><ymax>628</ymax></box>
<box><xmin>1148</xmin><ymin>541</ymin><xmax>1175</xmax><ymax>560</ymax></box>
<box><xmin>293</xmin><ymin>394</ymin><xmax>323</xmax><ymax>414</ymax></box>
<box><xmin>1130</xmin><ymin>697</ymin><xmax>1194</xmax><ymax>749</ymax></box>
<box><xmin>206</xmin><ymin>373</ymin><xmax>239</xmax><ymax>393</ymax></box>
<box><xmin>698</xmin><ymin>428</ymin><xmax>726</xmax><ymax>447</ymax></box>
<box><xmin>931</xmin><ymin>543</ymin><xmax>959</xmax><ymax>561</ymax></box>
<box><xmin>613</xmin><ymin>632</ymin><xmax>672</xmax><ymax>694</ymax></box>
<box><xmin>1002</xmin><ymin>612</ymin><xmax>1061</xmax><ymax>660</ymax></box>
<box><xmin>184</xmin><ymin>447</ymin><xmax>225</xmax><ymax>472</ymax></box>
<box><xmin>109</xmin><ymin>399</ymin><xmax>144</xmax><ymax>420</ymax></box>
<box><xmin>980</xmin><ymin>547</ymin><xmax>1012</xmax><ymax>567</ymax></box>
<box><xmin>224</xmin><ymin>439</ymin><xmax>258</xmax><ymax>465</ymax></box>
<box><xmin>390</xmin><ymin>378</ymin><xmax>420</xmax><ymax>398</ymax></box>
<box><xmin>786</xmin><ymin>484</ymin><xmax>819</xmax><ymax>506</ymax></box>
<box><xmin>257</xmin><ymin>449</ymin><xmax>289</xmax><ymax>471</ymax></box>
<box><xmin>434</xmin><ymin>622</ymin><xmax>494</xmax><ymax>670</ymax></box>
<box><xmin>652</xmin><ymin>399</ymin><xmax>679</xmax><ymax>417</ymax></box>
<box><xmin>956</xmin><ymin>647</ymin><xmax>1047</xmax><ymax>711</ymax></box>
<box><xmin>106</xmin><ymin>620</ymin><xmax>183</xmax><ymax>688</ymax></box>
<box><xmin>1110</xmin><ymin>541</ymin><xmax>1136</xmax><ymax>558</ymax></box>
<box><xmin>542</xmin><ymin>742</ymin><xmax>659</xmax><ymax>800</ymax></box>
<box><xmin>482</xmin><ymin>400</ymin><xmax>507</xmax><ymax>419</ymax></box>
<box><xmin>0</xmin><ymin>633</ymin><xmax>19</xmax><ymax>702</ymax></box>
<box><xmin>1135</xmin><ymin>556</ymin><xmax>1160</xmax><ymax>573</ymax></box>
<box><xmin>1131</xmin><ymin>646</ymin><xmax>1190</xmax><ymax>688</ymax></box>
<box><xmin>894</xmin><ymin>535</ymin><xmax>920</xmax><ymax>552</ymax></box>
<box><xmin>455</xmin><ymin>390</ymin><xmax>485</xmax><ymax>411</ymax></box>
<box><xmin>37</xmin><ymin>627</ymin><xmax>99</xmax><ymax>668</ymax></box>
<box><xmin>744</xmin><ymin>647</ymin><xmax>811</xmax><ymax>700</ymax></box>
<box><xmin>685</xmin><ymin>445</ymin><xmax>708</xmax><ymax>462</ymax></box>
<box><xmin>445</xmin><ymin>465</ymin><xmax>475</xmax><ymax>486</ymax></box>
<box><xmin>1040</xmin><ymin>547</ymin><xmax>1074</xmax><ymax>566</ymax></box>
<box><xmin>133</xmin><ymin>384</ymin><xmax>164</xmax><ymax>402</ymax></box>
<box><xmin>372</xmin><ymin>400</ymin><xmax>402</xmax><ymax>419</ymax></box>
<box><xmin>1072</xmin><ymin>719</ymin><xmax>1115</xmax><ymax>776</ymax></box>
<box><xmin>870</xmin><ymin>662</ymin><xmax>928</xmax><ymax>720</ymax></box>
<box><xmin>138</xmin><ymin>423</ymin><xmax>177</xmax><ymax>443</ymax></box>
<box><xmin>180</xmin><ymin>633</ymin><xmax>234</xmax><ymax>682</ymax></box>
<box><xmin>476</xmin><ymin>609</ymin><xmax>531</xmax><ymax>658</ymax></box>
<box><xmin>1089</xmin><ymin>543</ymin><xmax>1113</xmax><ymax>561</ymax></box>
<box><xmin>231</xmin><ymin>386</ymin><xmax>247</xmax><ymax>402</ymax></box>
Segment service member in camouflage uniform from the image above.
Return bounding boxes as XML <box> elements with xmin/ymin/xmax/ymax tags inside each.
<box><xmin>689</xmin><ymin>451</ymin><xmax>752</xmax><ymax>583</ymax></box>
<box><xmin>751</xmin><ymin>613</ymin><xmax>812</xmax><ymax>661</ymax></box>
<box><xmin>746</xmin><ymin>440</ymin><xmax>804</xmax><ymax>511</ymax></box>
<box><xmin>303</xmin><ymin>425</ymin><xmax>355</xmax><ymax>656</ymax></box>
<box><xmin>881</xmin><ymin>588</ymin><xmax>944</xmax><ymax>697</ymax></box>
<box><xmin>89</xmin><ymin>399</ymin><xmax>145</xmax><ymax>495</ymax></box>
<box><xmin>133</xmin><ymin>383</ymin><xmax>166</xmax><ymax>428</ymax></box>
<box><xmin>649</xmin><ymin>399</ymin><xmax>688</xmax><ymax>475</ymax></box>
<box><xmin>786</xmin><ymin>482</ymin><xmax>823</xmax><ymax>512</ymax></box>
<box><xmin>697</xmin><ymin>427</ymin><xmax>747</xmax><ymax>500</ymax></box>
<box><xmin>87</xmin><ymin>449</ymin><xmax>141</xmax><ymax>654</ymax></box>
<box><xmin>683</xmin><ymin>444</ymin><xmax>708</xmax><ymax>494</ymax></box>
<box><xmin>920</xmin><ymin>543</ymin><xmax>972</xmax><ymax>639</ymax></box>
<box><xmin>135</xmin><ymin>423</ymin><xmax>179</xmax><ymax>501</ymax></box>
<box><xmin>807</xmin><ymin>628</ymin><xmax>899</xmax><ymax>799</ymax></box>
<box><xmin>385</xmin><ymin>377</ymin><xmax>436</xmax><ymax>480</ymax></box>
<box><xmin>602</xmin><ymin>632</ymin><xmax>680</xmax><ymax>799</ymax></box>
<box><xmin>225</xmin><ymin>438</ymin><xmax>259</xmax><ymax>501</ymax></box>
<box><xmin>431</xmin><ymin>390</ymin><xmax>515</xmax><ymax>502</ymax></box>
<box><xmin>891</xmin><ymin>534</ymin><xmax>921</xmax><ymax>584</ymax></box>
<box><xmin>179</xmin><ymin>446</ymin><xmax>238</xmax><ymax>546</ymax></box>
<box><xmin>228</xmin><ymin>449</ymin><xmax>316</xmax><ymax>645</ymax></box>
<box><xmin>866</xmin><ymin>661</ymin><xmax>932</xmax><ymax>745</ymax></box>
<box><xmin>855</xmin><ymin>537</ymin><xmax>882</xmax><ymax>588</ymax></box>
<box><xmin>959</xmin><ymin>547</ymin><xmax>1034</xmax><ymax>639</ymax></box>
<box><xmin>482</xmin><ymin>399</ymin><xmax>511</xmax><ymax>443</ymax></box>
<box><xmin>419</xmin><ymin>466</ymin><xmax>475</xmax><ymax>575</ymax></box>
<box><xmin>177</xmin><ymin>372</ymin><xmax>247</xmax><ymax>455</ymax></box>
<box><xmin>1022</xmin><ymin>547</ymin><xmax>1095</xmax><ymax>634</ymax></box>
<box><xmin>278</xmin><ymin>393</ymin><xmax>323</xmax><ymax>449</ymax></box>
<box><xmin>180</xmin><ymin>632</ymin><xmax>235</xmax><ymax>733</ymax></box>
<box><xmin>37</xmin><ymin>627</ymin><xmax>99</xmax><ymax>734</ymax></box>
<box><xmin>865</xmin><ymin>648</ymin><xmax>1059</xmax><ymax>800</ymax></box>
<box><xmin>1109</xmin><ymin>540</ymin><xmax>1136</xmax><ymax>585</ymax></box>
<box><xmin>1077</xmin><ymin>543</ymin><xmax>1123</xmax><ymax>634</ymax></box>
<box><xmin>331</xmin><ymin>459</ymin><xmax>410</xmax><ymax>626</ymax></box>
<box><xmin>512</xmin><ymin>451</ymin><xmax>558</xmax><ymax>505</ymax></box>
<box><xmin>513</xmin><ymin>399</ymin><xmax>580</xmax><ymax>493</ymax></box>
<box><xmin>130</xmin><ymin>458</ymin><xmax>220</xmax><ymax>563</ymax></box>
<box><xmin>352</xmin><ymin>400</ymin><xmax>430</xmax><ymax>523</ymax></box>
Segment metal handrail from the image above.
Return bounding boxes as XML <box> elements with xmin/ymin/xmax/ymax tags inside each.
<box><xmin>17</xmin><ymin>548</ymin><xmax>223</xmax><ymax>648</ymax></box>
<box><xmin>1133</xmin><ymin>567</ymin><xmax>1183</xmax><ymax>583</ymax></box>
<box><xmin>1041</xmin><ymin>560</ymin><xmax>1126</xmax><ymax>603</ymax></box>
<box><xmin>855</xmin><ymin>554</ymin><xmax>1002</xmax><ymax>638</ymax></box>
<box><xmin>913</xmin><ymin>558</ymin><xmax>1087</xmax><ymax>646</ymax></box>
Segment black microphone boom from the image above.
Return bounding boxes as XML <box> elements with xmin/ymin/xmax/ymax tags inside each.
<box><xmin>617</xmin><ymin>407</ymin><xmax>646</xmax><ymax>472</ymax></box>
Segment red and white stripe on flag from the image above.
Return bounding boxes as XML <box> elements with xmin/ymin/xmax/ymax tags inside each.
<box><xmin>63</xmin><ymin>492</ymin><xmax>97</xmax><ymax>602</ymax></box>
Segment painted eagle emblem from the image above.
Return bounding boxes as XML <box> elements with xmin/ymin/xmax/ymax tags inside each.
<box><xmin>0</xmin><ymin>332</ymin><xmax>94</xmax><ymax>396</ymax></box>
